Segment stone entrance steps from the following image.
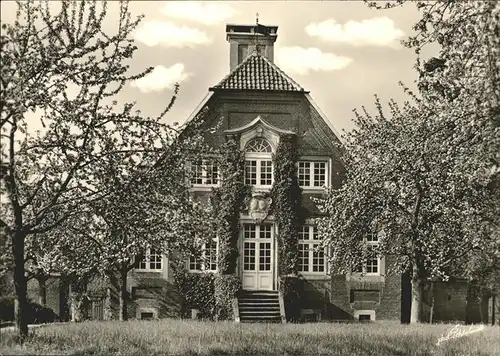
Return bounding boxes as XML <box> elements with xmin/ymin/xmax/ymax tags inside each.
<box><xmin>237</xmin><ymin>290</ymin><xmax>284</xmax><ymax>323</ymax></box>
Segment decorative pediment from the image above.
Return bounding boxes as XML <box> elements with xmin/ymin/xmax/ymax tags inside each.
<box><xmin>224</xmin><ymin>116</ymin><xmax>295</xmax><ymax>152</ymax></box>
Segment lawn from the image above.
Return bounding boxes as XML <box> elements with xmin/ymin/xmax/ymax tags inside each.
<box><xmin>1</xmin><ymin>320</ymin><xmax>499</xmax><ymax>356</ymax></box>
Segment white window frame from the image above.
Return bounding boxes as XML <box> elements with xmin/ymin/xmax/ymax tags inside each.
<box><xmin>297</xmin><ymin>159</ymin><xmax>329</xmax><ymax>189</ymax></box>
<box><xmin>135</xmin><ymin>248</ymin><xmax>163</xmax><ymax>272</ymax></box>
<box><xmin>241</xmin><ymin>223</ymin><xmax>273</xmax><ymax>272</ymax></box>
<box><xmin>244</xmin><ymin>153</ymin><xmax>274</xmax><ymax>188</ymax></box>
<box><xmin>189</xmin><ymin>159</ymin><xmax>220</xmax><ymax>187</ymax></box>
<box><xmin>298</xmin><ymin>225</ymin><xmax>327</xmax><ymax>274</ymax></box>
<box><xmin>354</xmin><ymin>234</ymin><xmax>381</xmax><ymax>276</ymax></box>
<box><xmin>188</xmin><ymin>238</ymin><xmax>218</xmax><ymax>272</ymax></box>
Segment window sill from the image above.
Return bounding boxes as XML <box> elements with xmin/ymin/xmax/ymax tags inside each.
<box><xmin>299</xmin><ymin>273</ymin><xmax>330</xmax><ymax>280</ymax></box>
<box><xmin>189</xmin><ymin>186</ymin><xmax>219</xmax><ymax>191</ymax></box>
<box><xmin>133</xmin><ymin>269</ymin><xmax>163</xmax><ymax>273</ymax></box>
<box><xmin>187</xmin><ymin>270</ymin><xmax>217</xmax><ymax>273</ymax></box>
<box><xmin>347</xmin><ymin>273</ymin><xmax>384</xmax><ymax>282</ymax></box>
<box><xmin>300</xmin><ymin>187</ymin><xmax>329</xmax><ymax>192</ymax></box>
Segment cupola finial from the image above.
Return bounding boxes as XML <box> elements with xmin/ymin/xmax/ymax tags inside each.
<box><xmin>255</xmin><ymin>13</ymin><xmax>261</xmax><ymax>55</ymax></box>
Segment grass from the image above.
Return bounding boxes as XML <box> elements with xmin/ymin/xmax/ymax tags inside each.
<box><xmin>0</xmin><ymin>319</ymin><xmax>499</xmax><ymax>356</ymax></box>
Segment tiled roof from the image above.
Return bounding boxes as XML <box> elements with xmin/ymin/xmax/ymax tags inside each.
<box><xmin>210</xmin><ymin>52</ymin><xmax>306</xmax><ymax>92</ymax></box>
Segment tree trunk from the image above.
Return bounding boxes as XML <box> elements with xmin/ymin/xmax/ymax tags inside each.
<box><xmin>465</xmin><ymin>282</ymin><xmax>480</xmax><ymax>324</ymax></box>
<box><xmin>429</xmin><ymin>281</ymin><xmax>435</xmax><ymax>324</ymax></box>
<box><xmin>400</xmin><ymin>270</ymin><xmax>412</xmax><ymax>324</ymax></box>
<box><xmin>12</xmin><ymin>229</ymin><xmax>28</xmax><ymax>341</ymax></box>
<box><xmin>58</xmin><ymin>275</ymin><xmax>70</xmax><ymax>322</ymax></box>
<box><xmin>492</xmin><ymin>295</ymin><xmax>496</xmax><ymax>326</ymax></box>
<box><xmin>104</xmin><ymin>286</ymin><xmax>112</xmax><ymax>321</ymax></box>
<box><xmin>119</xmin><ymin>265</ymin><xmax>128</xmax><ymax>321</ymax></box>
<box><xmin>480</xmin><ymin>291</ymin><xmax>489</xmax><ymax>324</ymax></box>
<box><xmin>38</xmin><ymin>277</ymin><xmax>47</xmax><ymax>306</ymax></box>
<box><xmin>70</xmin><ymin>277</ymin><xmax>89</xmax><ymax>322</ymax></box>
<box><xmin>104</xmin><ymin>272</ymin><xmax>118</xmax><ymax>321</ymax></box>
<box><xmin>410</xmin><ymin>277</ymin><xmax>424</xmax><ymax>323</ymax></box>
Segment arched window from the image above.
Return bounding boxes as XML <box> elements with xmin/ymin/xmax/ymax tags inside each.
<box><xmin>245</xmin><ymin>138</ymin><xmax>273</xmax><ymax>153</ymax></box>
<box><xmin>244</xmin><ymin>138</ymin><xmax>273</xmax><ymax>187</ymax></box>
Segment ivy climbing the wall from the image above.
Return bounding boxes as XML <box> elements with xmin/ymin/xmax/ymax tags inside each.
<box><xmin>210</xmin><ymin>139</ymin><xmax>249</xmax><ymax>319</ymax></box>
<box><xmin>271</xmin><ymin>134</ymin><xmax>303</xmax><ymax>321</ymax></box>
<box><xmin>211</xmin><ymin>139</ymin><xmax>249</xmax><ymax>274</ymax></box>
<box><xmin>173</xmin><ymin>266</ymin><xmax>216</xmax><ymax>319</ymax></box>
<box><xmin>271</xmin><ymin>134</ymin><xmax>302</xmax><ymax>276</ymax></box>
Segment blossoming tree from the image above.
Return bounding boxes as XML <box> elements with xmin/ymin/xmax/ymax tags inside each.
<box><xmin>0</xmin><ymin>0</ymin><xmax>207</xmax><ymax>339</ymax></box>
<box><xmin>318</xmin><ymin>1</ymin><xmax>499</xmax><ymax>323</ymax></box>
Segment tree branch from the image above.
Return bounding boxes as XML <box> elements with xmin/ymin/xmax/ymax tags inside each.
<box><xmin>20</xmin><ymin>173</ymin><xmax>48</xmax><ymax>210</ymax></box>
<box><xmin>28</xmin><ymin>212</ymin><xmax>72</xmax><ymax>235</ymax></box>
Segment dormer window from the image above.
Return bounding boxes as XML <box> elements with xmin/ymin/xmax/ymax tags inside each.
<box><xmin>244</xmin><ymin>138</ymin><xmax>273</xmax><ymax>187</ymax></box>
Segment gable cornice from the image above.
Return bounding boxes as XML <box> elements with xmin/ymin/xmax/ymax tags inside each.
<box><xmin>223</xmin><ymin>115</ymin><xmax>296</xmax><ymax>136</ymax></box>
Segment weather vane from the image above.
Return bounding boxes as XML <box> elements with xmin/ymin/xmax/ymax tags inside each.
<box><xmin>255</xmin><ymin>12</ymin><xmax>260</xmax><ymax>54</ymax></box>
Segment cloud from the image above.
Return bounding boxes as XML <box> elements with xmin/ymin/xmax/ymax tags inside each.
<box><xmin>134</xmin><ymin>20</ymin><xmax>211</xmax><ymax>48</ymax></box>
<box><xmin>161</xmin><ymin>2</ymin><xmax>237</xmax><ymax>25</ymax></box>
<box><xmin>276</xmin><ymin>47</ymin><xmax>352</xmax><ymax>76</ymax></box>
<box><xmin>130</xmin><ymin>64</ymin><xmax>190</xmax><ymax>93</ymax></box>
<box><xmin>306</xmin><ymin>17</ymin><xmax>405</xmax><ymax>48</ymax></box>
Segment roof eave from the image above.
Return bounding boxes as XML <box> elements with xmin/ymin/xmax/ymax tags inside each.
<box><xmin>304</xmin><ymin>93</ymin><xmax>343</xmax><ymax>144</ymax></box>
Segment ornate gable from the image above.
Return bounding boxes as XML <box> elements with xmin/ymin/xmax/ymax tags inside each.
<box><xmin>224</xmin><ymin>116</ymin><xmax>295</xmax><ymax>151</ymax></box>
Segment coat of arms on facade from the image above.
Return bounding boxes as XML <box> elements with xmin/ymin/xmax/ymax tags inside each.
<box><xmin>247</xmin><ymin>193</ymin><xmax>272</xmax><ymax>223</ymax></box>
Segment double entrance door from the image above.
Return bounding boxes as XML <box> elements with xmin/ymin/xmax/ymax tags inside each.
<box><xmin>241</xmin><ymin>223</ymin><xmax>274</xmax><ymax>290</ymax></box>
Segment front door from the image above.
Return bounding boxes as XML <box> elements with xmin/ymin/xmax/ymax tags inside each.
<box><xmin>241</xmin><ymin>223</ymin><xmax>274</xmax><ymax>290</ymax></box>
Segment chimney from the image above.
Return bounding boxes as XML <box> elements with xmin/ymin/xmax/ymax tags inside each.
<box><xmin>226</xmin><ymin>24</ymin><xmax>278</xmax><ymax>71</ymax></box>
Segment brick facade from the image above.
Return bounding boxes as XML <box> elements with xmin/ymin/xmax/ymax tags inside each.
<box><xmin>12</xmin><ymin>22</ymin><xmax>496</xmax><ymax>326</ymax></box>
<box><xmin>27</xmin><ymin>71</ymin><xmax>495</xmax><ymax>325</ymax></box>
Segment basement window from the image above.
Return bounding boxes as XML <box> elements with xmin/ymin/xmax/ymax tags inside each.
<box><xmin>140</xmin><ymin>312</ymin><xmax>154</xmax><ymax>320</ymax></box>
<box><xmin>136</xmin><ymin>307</ymin><xmax>158</xmax><ymax>320</ymax></box>
<box><xmin>354</xmin><ymin>309</ymin><xmax>376</xmax><ymax>321</ymax></box>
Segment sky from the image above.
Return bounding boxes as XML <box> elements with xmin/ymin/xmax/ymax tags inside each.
<box><xmin>1</xmin><ymin>1</ymin><xmax>428</xmax><ymax>135</ymax></box>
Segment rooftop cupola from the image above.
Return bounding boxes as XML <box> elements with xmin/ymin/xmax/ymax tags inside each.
<box><xmin>226</xmin><ymin>22</ymin><xmax>278</xmax><ymax>71</ymax></box>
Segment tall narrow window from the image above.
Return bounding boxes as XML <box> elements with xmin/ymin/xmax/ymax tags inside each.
<box><xmin>244</xmin><ymin>160</ymin><xmax>257</xmax><ymax>185</ymax></box>
<box><xmin>244</xmin><ymin>138</ymin><xmax>273</xmax><ymax>187</ymax></box>
<box><xmin>298</xmin><ymin>226</ymin><xmax>326</xmax><ymax>273</ymax></box>
<box><xmin>354</xmin><ymin>233</ymin><xmax>381</xmax><ymax>275</ymax></box>
<box><xmin>242</xmin><ymin>223</ymin><xmax>273</xmax><ymax>273</ymax></box>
